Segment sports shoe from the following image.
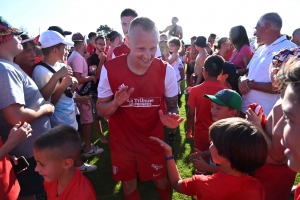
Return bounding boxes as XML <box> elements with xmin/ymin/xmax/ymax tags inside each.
<box><xmin>81</xmin><ymin>142</ymin><xmax>96</xmax><ymax>150</ymax></box>
<box><xmin>83</xmin><ymin>145</ymin><xmax>104</xmax><ymax>158</ymax></box>
<box><xmin>168</xmin><ymin>132</ymin><xmax>176</xmax><ymax>144</ymax></box>
<box><xmin>78</xmin><ymin>163</ymin><xmax>97</xmax><ymax>173</ymax></box>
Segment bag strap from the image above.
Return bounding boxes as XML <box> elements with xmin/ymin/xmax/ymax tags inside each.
<box><xmin>36</xmin><ymin>61</ymin><xmax>62</xmax><ymax>82</ymax></box>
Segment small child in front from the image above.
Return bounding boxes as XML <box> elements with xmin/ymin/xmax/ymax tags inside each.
<box><xmin>150</xmin><ymin>118</ymin><xmax>267</xmax><ymax>200</ymax></box>
<box><xmin>33</xmin><ymin>125</ymin><xmax>96</xmax><ymax>200</ymax></box>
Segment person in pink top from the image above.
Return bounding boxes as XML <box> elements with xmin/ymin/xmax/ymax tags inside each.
<box><xmin>229</xmin><ymin>25</ymin><xmax>253</xmax><ymax>76</ymax></box>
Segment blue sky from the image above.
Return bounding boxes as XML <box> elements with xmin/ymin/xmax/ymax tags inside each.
<box><xmin>1</xmin><ymin>0</ymin><xmax>299</xmax><ymax>43</ymax></box>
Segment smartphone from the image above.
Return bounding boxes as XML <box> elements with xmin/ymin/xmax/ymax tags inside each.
<box><xmin>12</xmin><ymin>156</ymin><xmax>29</xmax><ymax>174</ymax></box>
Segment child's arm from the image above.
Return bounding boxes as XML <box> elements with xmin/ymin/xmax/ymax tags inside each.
<box><xmin>0</xmin><ymin>122</ymin><xmax>32</xmax><ymax>159</ymax></box>
<box><xmin>149</xmin><ymin>136</ymin><xmax>184</xmax><ymax>193</ymax></box>
<box><xmin>246</xmin><ymin>108</ymin><xmax>286</xmax><ymax>163</ymax></box>
<box><xmin>163</xmin><ymin>53</ymin><xmax>179</xmax><ymax>65</ymax></box>
<box><xmin>50</xmin><ymin>76</ymin><xmax>75</xmax><ymax>105</ymax></box>
<box><xmin>39</xmin><ymin>66</ymin><xmax>73</xmax><ymax>101</ymax></box>
<box><xmin>186</xmin><ymin>105</ymin><xmax>195</xmax><ymax>138</ymax></box>
<box><xmin>191</xmin><ymin>158</ymin><xmax>220</xmax><ymax>173</ymax></box>
<box><xmin>73</xmin><ymin>72</ymin><xmax>97</xmax><ymax>84</ymax></box>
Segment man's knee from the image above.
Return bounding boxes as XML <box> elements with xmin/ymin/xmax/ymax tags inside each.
<box><xmin>122</xmin><ymin>179</ymin><xmax>137</xmax><ymax>194</ymax></box>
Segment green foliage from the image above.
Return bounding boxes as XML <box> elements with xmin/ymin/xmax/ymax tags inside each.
<box><xmin>97</xmin><ymin>25</ymin><xmax>113</xmax><ymax>36</ymax></box>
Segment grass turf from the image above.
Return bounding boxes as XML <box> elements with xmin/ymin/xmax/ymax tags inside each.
<box><xmin>84</xmin><ymin>81</ymin><xmax>299</xmax><ymax>200</ymax></box>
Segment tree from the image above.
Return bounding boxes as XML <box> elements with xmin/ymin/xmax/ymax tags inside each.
<box><xmin>97</xmin><ymin>25</ymin><xmax>113</xmax><ymax>36</ymax></box>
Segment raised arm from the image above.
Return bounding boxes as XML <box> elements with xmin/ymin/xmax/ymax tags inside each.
<box><xmin>96</xmin><ymin>86</ymin><xmax>134</xmax><ymax>117</ymax></box>
<box><xmin>149</xmin><ymin>137</ymin><xmax>183</xmax><ymax>193</ymax></box>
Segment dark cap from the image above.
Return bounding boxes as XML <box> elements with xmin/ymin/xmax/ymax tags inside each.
<box><xmin>194</xmin><ymin>36</ymin><xmax>208</xmax><ymax>48</ymax></box>
<box><xmin>20</xmin><ymin>34</ymin><xmax>35</xmax><ymax>44</ymax></box>
<box><xmin>48</xmin><ymin>26</ymin><xmax>72</xmax><ymax>37</ymax></box>
<box><xmin>0</xmin><ymin>16</ymin><xmax>22</xmax><ymax>44</ymax></box>
<box><xmin>107</xmin><ymin>31</ymin><xmax>120</xmax><ymax>41</ymax></box>
<box><xmin>72</xmin><ymin>32</ymin><xmax>85</xmax><ymax>42</ymax></box>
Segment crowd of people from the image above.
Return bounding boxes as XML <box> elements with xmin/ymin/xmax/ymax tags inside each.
<box><xmin>0</xmin><ymin>7</ymin><xmax>300</xmax><ymax>200</ymax></box>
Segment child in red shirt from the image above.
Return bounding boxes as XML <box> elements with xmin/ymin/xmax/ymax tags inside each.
<box><xmin>186</xmin><ymin>55</ymin><xmax>227</xmax><ymax>152</ymax></box>
<box><xmin>150</xmin><ymin>117</ymin><xmax>267</xmax><ymax>200</ymax></box>
<box><xmin>189</xmin><ymin>89</ymin><xmax>242</xmax><ymax>173</ymax></box>
<box><xmin>33</xmin><ymin>125</ymin><xmax>96</xmax><ymax>200</ymax></box>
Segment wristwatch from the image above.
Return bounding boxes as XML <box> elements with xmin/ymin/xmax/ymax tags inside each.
<box><xmin>165</xmin><ymin>155</ymin><xmax>175</xmax><ymax>161</ymax></box>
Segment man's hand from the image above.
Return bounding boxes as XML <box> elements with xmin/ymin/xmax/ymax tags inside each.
<box><xmin>238</xmin><ymin>78</ymin><xmax>253</xmax><ymax>95</ymax></box>
<box><xmin>159</xmin><ymin>110</ymin><xmax>184</xmax><ymax>129</ymax></box>
<box><xmin>74</xmin><ymin>95</ymin><xmax>92</xmax><ymax>109</ymax></box>
<box><xmin>6</xmin><ymin>122</ymin><xmax>32</xmax><ymax>147</ymax></box>
<box><xmin>149</xmin><ymin>136</ymin><xmax>172</xmax><ymax>156</ymax></box>
<box><xmin>89</xmin><ymin>75</ymin><xmax>97</xmax><ymax>83</ymax></box>
<box><xmin>113</xmin><ymin>86</ymin><xmax>134</xmax><ymax>107</ymax></box>
<box><xmin>98</xmin><ymin>52</ymin><xmax>106</xmax><ymax>62</ymax></box>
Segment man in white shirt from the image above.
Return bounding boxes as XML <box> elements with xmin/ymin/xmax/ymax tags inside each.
<box><xmin>238</xmin><ymin>12</ymin><xmax>296</xmax><ymax>116</ymax></box>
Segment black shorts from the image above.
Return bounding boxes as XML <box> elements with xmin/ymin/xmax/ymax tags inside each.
<box><xmin>16</xmin><ymin>157</ymin><xmax>43</xmax><ymax>197</ymax></box>
<box><xmin>92</xmin><ymin>94</ymin><xmax>102</xmax><ymax>120</ymax></box>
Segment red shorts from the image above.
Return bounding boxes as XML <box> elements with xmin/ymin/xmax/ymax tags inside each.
<box><xmin>254</xmin><ymin>163</ymin><xmax>296</xmax><ymax>200</ymax></box>
<box><xmin>111</xmin><ymin>151</ymin><xmax>166</xmax><ymax>182</ymax></box>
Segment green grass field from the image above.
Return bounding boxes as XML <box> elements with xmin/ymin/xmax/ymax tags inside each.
<box><xmin>84</xmin><ymin>81</ymin><xmax>299</xmax><ymax>200</ymax></box>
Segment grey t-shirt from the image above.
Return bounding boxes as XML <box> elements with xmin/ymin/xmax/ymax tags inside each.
<box><xmin>0</xmin><ymin>58</ymin><xmax>51</xmax><ymax>158</ymax></box>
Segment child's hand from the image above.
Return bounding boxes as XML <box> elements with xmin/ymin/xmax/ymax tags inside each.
<box><xmin>246</xmin><ymin>108</ymin><xmax>263</xmax><ymax>128</ymax></box>
<box><xmin>56</xmin><ymin>65</ymin><xmax>73</xmax><ymax>79</ymax></box>
<box><xmin>7</xmin><ymin>122</ymin><xmax>32</xmax><ymax>146</ymax></box>
<box><xmin>61</xmin><ymin>75</ymin><xmax>73</xmax><ymax>87</ymax></box>
<box><xmin>159</xmin><ymin>110</ymin><xmax>184</xmax><ymax>129</ymax></box>
<box><xmin>191</xmin><ymin>157</ymin><xmax>209</xmax><ymax>172</ymax></box>
<box><xmin>149</xmin><ymin>136</ymin><xmax>172</xmax><ymax>156</ymax></box>
<box><xmin>189</xmin><ymin>148</ymin><xmax>203</xmax><ymax>161</ymax></box>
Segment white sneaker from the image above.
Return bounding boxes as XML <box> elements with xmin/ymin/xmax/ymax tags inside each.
<box><xmin>77</xmin><ymin>163</ymin><xmax>97</xmax><ymax>173</ymax></box>
<box><xmin>83</xmin><ymin>145</ymin><xmax>104</xmax><ymax>158</ymax></box>
<box><xmin>81</xmin><ymin>142</ymin><xmax>96</xmax><ymax>150</ymax></box>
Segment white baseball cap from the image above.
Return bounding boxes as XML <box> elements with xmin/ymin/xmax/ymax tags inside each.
<box><xmin>39</xmin><ymin>30</ymin><xmax>74</xmax><ymax>48</ymax></box>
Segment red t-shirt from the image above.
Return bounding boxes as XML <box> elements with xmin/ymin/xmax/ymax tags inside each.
<box><xmin>187</xmin><ymin>81</ymin><xmax>227</xmax><ymax>147</ymax></box>
<box><xmin>86</xmin><ymin>43</ymin><xmax>95</xmax><ymax>55</ymax></box>
<box><xmin>112</xmin><ymin>43</ymin><xmax>130</xmax><ymax>58</ymax></box>
<box><xmin>44</xmin><ymin>168</ymin><xmax>96</xmax><ymax>200</ymax></box>
<box><xmin>254</xmin><ymin>163</ymin><xmax>296</xmax><ymax>200</ymax></box>
<box><xmin>105</xmin><ymin>55</ymin><xmax>167</xmax><ymax>156</ymax></box>
<box><xmin>19</xmin><ymin>64</ymin><xmax>35</xmax><ymax>77</ymax></box>
<box><xmin>295</xmin><ymin>183</ymin><xmax>300</xmax><ymax>200</ymax></box>
<box><xmin>182</xmin><ymin>172</ymin><xmax>265</xmax><ymax>200</ymax></box>
<box><xmin>0</xmin><ymin>139</ymin><xmax>20</xmax><ymax>200</ymax></box>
